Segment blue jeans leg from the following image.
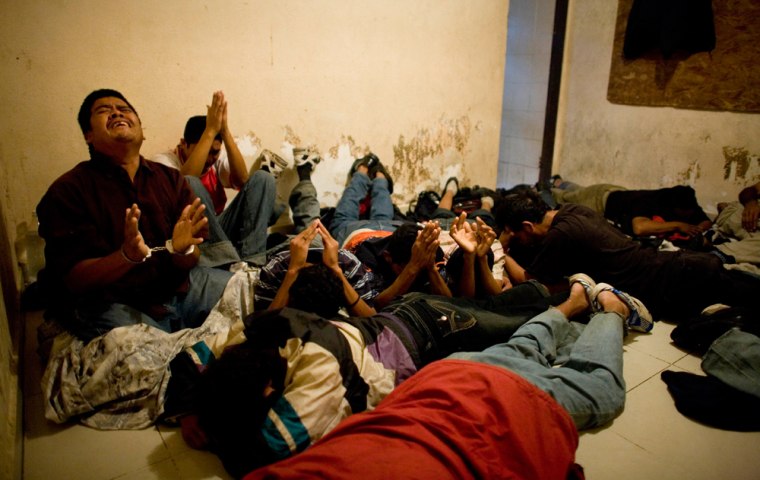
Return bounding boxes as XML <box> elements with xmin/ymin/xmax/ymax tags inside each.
<box><xmin>219</xmin><ymin>170</ymin><xmax>277</xmax><ymax>263</ymax></box>
<box><xmin>331</xmin><ymin>172</ymin><xmax>371</xmax><ymax>244</ymax></box>
<box><xmin>170</xmin><ymin>266</ymin><xmax>233</xmax><ymax>330</ymax></box>
<box><xmin>448</xmin><ymin>308</ymin><xmax>626</xmax><ymax>430</ymax></box>
<box><xmin>289</xmin><ymin>180</ymin><xmax>321</xmax><ymax>233</ymax></box>
<box><xmin>331</xmin><ymin>172</ymin><xmax>370</xmax><ymax>229</ymax></box>
<box><xmin>369</xmin><ymin>177</ymin><xmax>394</xmax><ymax>220</ymax></box>
<box><xmin>185</xmin><ymin>175</ymin><xmax>229</xmax><ymax>243</ymax></box>
<box><xmin>185</xmin><ymin>176</ymin><xmax>241</xmax><ymax>268</ymax></box>
<box><xmin>66</xmin><ymin>266</ymin><xmax>233</xmax><ymax>343</ymax></box>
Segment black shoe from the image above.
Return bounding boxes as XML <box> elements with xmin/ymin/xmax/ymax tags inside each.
<box><xmin>369</xmin><ymin>158</ymin><xmax>393</xmax><ymax>194</ymax></box>
<box><xmin>346</xmin><ymin>154</ymin><xmax>375</xmax><ymax>184</ymax></box>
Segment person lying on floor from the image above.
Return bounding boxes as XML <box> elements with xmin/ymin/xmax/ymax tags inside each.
<box><xmin>546</xmin><ymin>179</ymin><xmax>712</xmax><ymax>247</ymax></box>
<box><xmin>495</xmin><ymin>189</ymin><xmax>760</xmax><ymax>324</ymax></box>
<box><xmin>176</xmin><ymin>214</ymin><xmax>564</xmax><ymax>451</ymax></box>
<box><xmin>202</xmin><ymin>275</ymin><xmax>644</xmax><ymax>479</ymax></box>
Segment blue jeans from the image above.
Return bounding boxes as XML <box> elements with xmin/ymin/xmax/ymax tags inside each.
<box><xmin>65</xmin><ymin>266</ymin><xmax>233</xmax><ymax>343</ymax></box>
<box><xmin>288</xmin><ymin>180</ymin><xmax>321</xmax><ymax>234</ymax></box>
<box><xmin>331</xmin><ymin>172</ymin><xmax>401</xmax><ymax>245</ymax></box>
<box><xmin>187</xmin><ymin>171</ymin><xmax>280</xmax><ymax>266</ymax></box>
<box><xmin>449</xmin><ymin>308</ymin><xmax>626</xmax><ymax>430</ymax></box>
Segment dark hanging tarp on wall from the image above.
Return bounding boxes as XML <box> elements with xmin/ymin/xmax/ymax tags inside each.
<box><xmin>623</xmin><ymin>0</ymin><xmax>715</xmax><ymax>60</ymax></box>
<box><xmin>608</xmin><ymin>0</ymin><xmax>760</xmax><ymax>113</ymax></box>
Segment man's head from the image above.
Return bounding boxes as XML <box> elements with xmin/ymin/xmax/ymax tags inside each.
<box><xmin>494</xmin><ymin>190</ymin><xmax>551</xmax><ymax>247</ymax></box>
<box><xmin>385</xmin><ymin>223</ymin><xmax>421</xmax><ymax>268</ymax></box>
<box><xmin>180</xmin><ymin>115</ymin><xmax>223</xmax><ymax>170</ymax></box>
<box><xmin>288</xmin><ymin>263</ymin><xmax>345</xmax><ymax>318</ymax></box>
<box><xmin>197</xmin><ymin>342</ymin><xmax>286</xmax><ymax>476</ymax></box>
<box><xmin>78</xmin><ymin>89</ymin><xmax>142</xmax><ymax>155</ymax></box>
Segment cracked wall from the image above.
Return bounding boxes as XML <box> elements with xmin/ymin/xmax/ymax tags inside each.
<box><xmin>554</xmin><ymin>0</ymin><xmax>760</xmax><ymax>215</ymax></box>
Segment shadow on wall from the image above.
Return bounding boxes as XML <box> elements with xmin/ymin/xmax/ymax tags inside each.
<box><xmin>0</xmin><ymin>204</ymin><xmax>23</xmax><ymax>353</ymax></box>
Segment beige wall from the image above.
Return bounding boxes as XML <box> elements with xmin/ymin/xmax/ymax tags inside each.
<box><xmin>0</xmin><ymin>0</ymin><xmax>508</xmax><ymax>260</ymax></box>
<box><xmin>0</xmin><ymin>2</ymin><xmax>509</xmax><ymax>475</ymax></box>
<box><xmin>554</xmin><ymin>0</ymin><xmax>760</xmax><ymax>215</ymax></box>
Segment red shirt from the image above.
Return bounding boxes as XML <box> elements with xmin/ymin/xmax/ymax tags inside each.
<box><xmin>245</xmin><ymin>360</ymin><xmax>583</xmax><ymax>480</ymax></box>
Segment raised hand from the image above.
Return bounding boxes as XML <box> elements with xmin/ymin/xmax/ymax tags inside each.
<box><xmin>316</xmin><ymin>221</ymin><xmax>341</xmax><ymax>272</ymax></box>
<box><xmin>122</xmin><ymin>203</ymin><xmax>149</xmax><ymax>262</ymax></box>
<box><xmin>412</xmin><ymin>221</ymin><xmax>441</xmax><ymax>269</ymax></box>
<box><xmin>474</xmin><ymin>217</ymin><xmax>496</xmax><ymax>257</ymax></box>
<box><xmin>450</xmin><ymin>212</ymin><xmax>478</xmax><ymax>254</ymax></box>
<box><xmin>206</xmin><ymin>91</ymin><xmax>226</xmax><ymax>136</ymax></box>
<box><xmin>172</xmin><ymin>198</ymin><xmax>207</xmax><ymax>253</ymax></box>
<box><xmin>289</xmin><ymin>219</ymin><xmax>319</xmax><ymax>271</ymax></box>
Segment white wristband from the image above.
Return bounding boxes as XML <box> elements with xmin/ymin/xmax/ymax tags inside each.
<box><xmin>165</xmin><ymin>240</ymin><xmax>195</xmax><ymax>256</ymax></box>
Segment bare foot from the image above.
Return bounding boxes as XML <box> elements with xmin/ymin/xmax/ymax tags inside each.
<box><xmin>597</xmin><ymin>290</ymin><xmax>630</xmax><ymax>318</ymax></box>
<box><xmin>556</xmin><ymin>282</ymin><xmax>591</xmax><ymax>318</ymax></box>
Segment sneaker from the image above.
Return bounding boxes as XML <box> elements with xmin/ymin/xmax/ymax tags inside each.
<box><xmin>259</xmin><ymin>149</ymin><xmax>288</xmax><ymax>178</ymax></box>
<box><xmin>441</xmin><ymin>177</ymin><xmax>459</xmax><ymax>197</ymax></box>
<box><xmin>568</xmin><ymin>273</ymin><xmax>599</xmax><ymax>312</ymax></box>
<box><xmin>293</xmin><ymin>148</ymin><xmax>322</xmax><ymax>170</ymax></box>
<box><xmin>592</xmin><ymin>283</ymin><xmax>654</xmax><ymax>333</ymax></box>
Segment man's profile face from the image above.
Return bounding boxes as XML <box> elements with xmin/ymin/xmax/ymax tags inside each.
<box><xmin>181</xmin><ymin>139</ymin><xmax>223</xmax><ymax>170</ymax></box>
<box><xmin>85</xmin><ymin>97</ymin><xmax>143</xmax><ymax>151</ymax></box>
<box><xmin>500</xmin><ymin>224</ymin><xmax>536</xmax><ymax>248</ymax></box>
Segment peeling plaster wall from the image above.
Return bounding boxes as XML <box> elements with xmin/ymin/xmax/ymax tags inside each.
<box><xmin>0</xmin><ymin>0</ymin><xmax>508</xmax><ymax>261</ymax></box>
<box><xmin>0</xmin><ymin>2</ymin><xmax>508</xmax><ymax>467</ymax></box>
<box><xmin>554</xmin><ymin>0</ymin><xmax>760</xmax><ymax>215</ymax></box>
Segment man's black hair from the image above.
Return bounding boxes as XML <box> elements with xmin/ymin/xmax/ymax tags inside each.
<box><xmin>493</xmin><ymin>190</ymin><xmax>550</xmax><ymax>232</ymax></box>
<box><xmin>77</xmin><ymin>89</ymin><xmax>138</xmax><ymax>135</ymax></box>
<box><xmin>196</xmin><ymin>342</ymin><xmax>285</xmax><ymax>477</ymax></box>
<box><xmin>288</xmin><ymin>263</ymin><xmax>345</xmax><ymax>318</ymax></box>
<box><xmin>183</xmin><ymin>115</ymin><xmax>222</xmax><ymax>144</ymax></box>
<box><xmin>387</xmin><ymin>222</ymin><xmax>422</xmax><ymax>264</ymax></box>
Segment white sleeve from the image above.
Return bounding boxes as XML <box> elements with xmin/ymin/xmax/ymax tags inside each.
<box><xmin>149</xmin><ymin>151</ymin><xmax>181</xmax><ymax>170</ymax></box>
<box><xmin>215</xmin><ymin>149</ymin><xmax>233</xmax><ymax>188</ymax></box>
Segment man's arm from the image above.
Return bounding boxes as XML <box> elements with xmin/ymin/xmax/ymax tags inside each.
<box><xmin>317</xmin><ymin>222</ymin><xmax>376</xmax><ymax>317</ymax></box>
<box><xmin>473</xmin><ymin>218</ymin><xmax>503</xmax><ymax>296</ymax></box>
<box><xmin>449</xmin><ymin>213</ymin><xmax>477</xmax><ymax>298</ymax></box>
<box><xmin>219</xmin><ymin>96</ymin><xmax>249</xmax><ymax>189</ymax></box>
<box><xmin>630</xmin><ymin>217</ymin><xmax>707</xmax><ymax>237</ymax></box>
<box><xmin>373</xmin><ymin>223</ymin><xmax>450</xmax><ymax>309</ymax></box>
<box><xmin>65</xmin><ymin>200</ymin><xmax>205</xmax><ymax>294</ymax></box>
<box><xmin>268</xmin><ymin>223</ymin><xmax>316</xmax><ymax>310</ymax></box>
<box><xmin>180</xmin><ymin>92</ymin><xmax>225</xmax><ymax>178</ymax></box>
<box><xmin>739</xmin><ymin>182</ymin><xmax>760</xmax><ymax>232</ymax></box>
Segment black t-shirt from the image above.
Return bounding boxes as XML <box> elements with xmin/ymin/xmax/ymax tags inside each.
<box><xmin>527</xmin><ymin>204</ymin><xmax>669</xmax><ymax>301</ymax></box>
<box><xmin>604</xmin><ymin>186</ymin><xmax>710</xmax><ymax>236</ymax></box>
<box><xmin>354</xmin><ymin>234</ymin><xmax>447</xmax><ymax>293</ymax></box>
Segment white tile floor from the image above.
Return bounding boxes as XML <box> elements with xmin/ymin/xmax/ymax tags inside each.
<box><xmin>22</xmin><ymin>310</ymin><xmax>760</xmax><ymax>480</ymax></box>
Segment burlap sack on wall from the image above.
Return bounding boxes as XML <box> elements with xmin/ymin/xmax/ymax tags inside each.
<box><xmin>608</xmin><ymin>0</ymin><xmax>760</xmax><ymax>113</ymax></box>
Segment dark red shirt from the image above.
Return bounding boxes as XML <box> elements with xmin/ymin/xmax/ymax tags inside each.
<box><xmin>37</xmin><ymin>153</ymin><xmax>197</xmax><ymax>310</ymax></box>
